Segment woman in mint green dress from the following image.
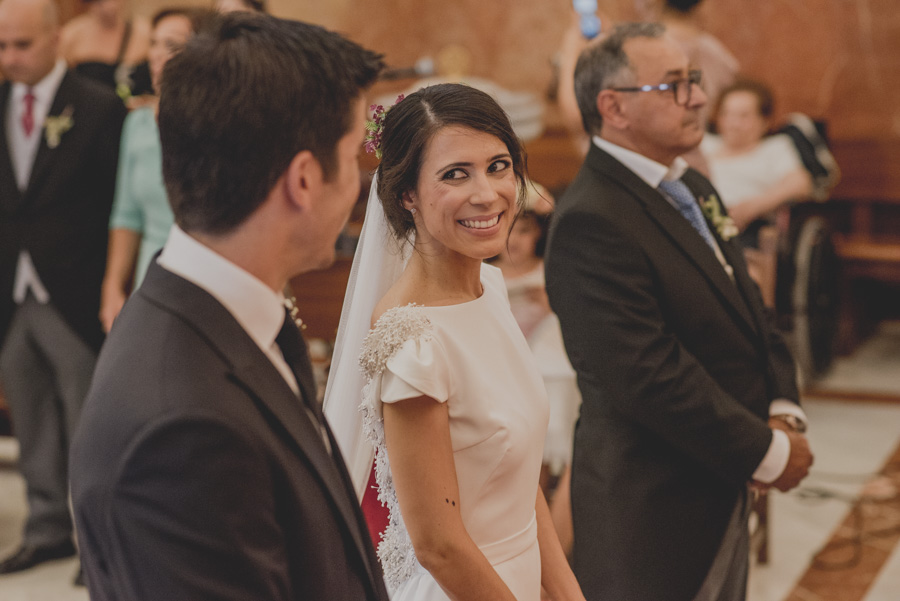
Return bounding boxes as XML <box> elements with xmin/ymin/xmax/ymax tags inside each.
<box><xmin>99</xmin><ymin>8</ymin><xmax>209</xmax><ymax>332</ymax></box>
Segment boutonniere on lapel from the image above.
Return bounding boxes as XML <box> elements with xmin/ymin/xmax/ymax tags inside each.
<box><xmin>700</xmin><ymin>194</ymin><xmax>739</xmax><ymax>241</ymax></box>
<box><xmin>44</xmin><ymin>105</ymin><xmax>74</xmax><ymax>150</ymax></box>
<box><xmin>284</xmin><ymin>296</ymin><xmax>307</xmax><ymax>331</ymax></box>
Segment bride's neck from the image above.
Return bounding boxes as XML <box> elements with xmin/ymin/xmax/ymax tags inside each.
<box><xmin>405</xmin><ymin>251</ymin><xmax>484</xmax><ymax>305</ymax></box>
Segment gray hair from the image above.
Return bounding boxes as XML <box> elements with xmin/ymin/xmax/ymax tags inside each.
<box><xmin>573</xmin><ymin>22</ymin><xmax>665</xmax><ymax>135</ymax></box>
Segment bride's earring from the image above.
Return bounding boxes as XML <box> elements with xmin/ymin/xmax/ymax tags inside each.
<box><xmin>410</xmin><ymin>207</ymin><xmax>417</xmax><ymax>215</ymax></box>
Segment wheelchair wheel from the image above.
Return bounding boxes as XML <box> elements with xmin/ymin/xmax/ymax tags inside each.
<box><xmin>791</xmin><ymin>216</ymin><xmax>840</xmax><ymax>380</ymax></box>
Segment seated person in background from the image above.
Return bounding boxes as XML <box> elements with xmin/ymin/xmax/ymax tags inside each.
<box><xmin>60</xmin><ymin>0</ymin><xmax>151</xmax><ymax>99</ymax></box>
<box><xmin>214</xmin><ymin>0</ymin><xmax>266</xmax><ymax>13</ymax></box>
<box><xmin>490</xmin><ymin>182</ymin><xmax>581</xmax><ymax>556</ymax></box>
<box><xmin>701</xmin><ymin>79</ymin><xmax>813</xmax><ymax>249</ymax></box>
<box><xmin>99</xmin><ymin>7</ymin><xmax>211</xmax><ymax>333</ymax></box>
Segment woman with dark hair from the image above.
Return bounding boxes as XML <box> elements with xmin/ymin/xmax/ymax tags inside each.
<box><xmin>60</xmin><ymin>0</ymin><xmax>153</xmax><ymax>99</ymax></box>
<box><xmin>324</xmin><ymin>83</ymin><xmax>584</xmax><ymax>601</ymax></box>
<box><xmin>99</xmin><ymin>7</ymin><xmax>212</xmax><ymax>332</ymax></box>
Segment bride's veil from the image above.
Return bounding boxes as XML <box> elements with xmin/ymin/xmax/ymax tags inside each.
<box><xmin>323</xmin><ymin>175</ymin><xmax>410</xmax><ymax>499</ymax></box>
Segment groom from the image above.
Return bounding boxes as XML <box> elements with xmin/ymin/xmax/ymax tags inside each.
<box><xmin>70</xmin><ymin>14</ymin><xmax>389</xmax><ymax>601</ymax></box>
<box><xmin>545</xmin><ymin>23</ymin><xmax>813</xmax><ymax>601</ymax></box>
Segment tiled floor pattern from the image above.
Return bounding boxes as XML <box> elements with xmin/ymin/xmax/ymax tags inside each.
<box><xmin>784</xmin><ymin>440</ymin><xmax>900</xmax><ymax>601</ymax></box>
<box><xmin>747</xmin><ymin>398</ymin><xmax>900</xmax><ymax>601</ymax></box>
<box><xmin>1</xmin><ymin>399</ymin><xmax>897</xmax><ymax>601</ymax></box>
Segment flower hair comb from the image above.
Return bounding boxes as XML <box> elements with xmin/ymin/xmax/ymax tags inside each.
<box><xmin>364</xmin><ymin>94</ymin><xmax>404</xmax><ymax>159</ymax></box>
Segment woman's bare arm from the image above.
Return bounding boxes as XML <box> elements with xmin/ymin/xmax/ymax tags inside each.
<box><xmin>383</xmin><ymin>396</ymin><xmax>517</xmax><ymax>601</ymax></box>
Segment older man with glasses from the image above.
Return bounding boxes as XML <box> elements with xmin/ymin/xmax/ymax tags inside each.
<box><xmin>545</xmin><ymin>22</ymin><xmax>813</xmax><ymax>601</ymax></box>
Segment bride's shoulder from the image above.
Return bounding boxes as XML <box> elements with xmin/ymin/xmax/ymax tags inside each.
<box><xmin>360</xmin><ymin>303</ymin><xmax>434</xmax><ymax>378</ymax></box>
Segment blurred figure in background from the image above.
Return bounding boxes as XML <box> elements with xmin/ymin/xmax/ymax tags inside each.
<box><xmin>639</xmin><ymin>0</ymin><xmax>738</xmax><ymax>128</ymax></box>
<box><xmin>700</xmin><ymin>79</ymin><xmax>812</xmax><ymax>306</ymax></box>
<box><xmin>490</xmin><ymin>183</ymin><xmax>581</xmax><ymax>555</ymax></box>
<box><xmin>60</xmin><ymin>0</ymin><xmax>152</xmax><ymax>100</ymax></box>
<box><xmin>558</xmin><ymin>0</ymin><xmax>738</xmax><ymax>171</ymax></box>
<box><xmin>0</xmin><ymin>0</ymin><xmax>126</xmax><ymax>581</ymax></box>
<box><xmin>701</xmin><ymin>79</ymin><xmax>812</xmax><ymax>245</ymax></box>
<box><xmin>214</xmin><ymin>0</ymin><xmax>266</xmax><ymax>14</ymax></box>
<box><xmin>99</xmin><ymin>7</ymin><xmax>212</xmax><ymax>333</ymax></box>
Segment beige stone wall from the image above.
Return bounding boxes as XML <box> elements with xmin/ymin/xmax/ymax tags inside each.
<box><xmin>121</xmin><ymin>0</ymin><xmax>898</xmax><ymax>141</ymax></box>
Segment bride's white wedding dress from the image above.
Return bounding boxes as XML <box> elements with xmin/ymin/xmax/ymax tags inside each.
<box><xmin>359</xmin><ymin>264</ymin><xmax>548</xmax><ymax>601</ymax></box>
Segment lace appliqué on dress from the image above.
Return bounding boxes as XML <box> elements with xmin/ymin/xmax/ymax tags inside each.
<box><xmin>359</xmin><ymin>304</ymin><xmax>433</xmax><ymax>590</ymax></box>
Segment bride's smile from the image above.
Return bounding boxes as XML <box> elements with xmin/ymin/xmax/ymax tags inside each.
<box><xmin>405</xmin><ymin>125</ymin><xmax>517</xmax><ymax>262</ymax></box>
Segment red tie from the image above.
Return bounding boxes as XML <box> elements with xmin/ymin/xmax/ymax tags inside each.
<box><xmin>22</xmin><ymin>90</ymin><xmax>35</xmax><ymax>137</ymax></box>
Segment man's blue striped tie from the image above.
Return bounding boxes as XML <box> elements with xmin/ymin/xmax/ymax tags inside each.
<box><xmin>658</xmin><ymin>178</ymin><xmax>718</xmax><ymax>251</ymax></box>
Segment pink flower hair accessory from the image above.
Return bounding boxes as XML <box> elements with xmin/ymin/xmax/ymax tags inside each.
<box><xmin>365</xmin><ymin>94</ymin><xmax>404</xmax><ymax>159</ymax></box>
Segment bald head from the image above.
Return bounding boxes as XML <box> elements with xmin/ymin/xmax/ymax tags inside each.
<box><xmin>0</xmin><ymin>0</ymin><xmax>60</xmax><ymax>85</ymax></box>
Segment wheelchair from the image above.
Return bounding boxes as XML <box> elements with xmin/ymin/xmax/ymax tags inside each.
<box><xmin>744</xmin><ymin>114</ymin><xmax>842</xmax><ymax>388</ymax></box>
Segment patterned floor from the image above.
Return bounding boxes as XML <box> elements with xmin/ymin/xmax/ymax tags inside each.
<box><xmin>1</xmin><ymin>325</ymin><xmax>899</xmax><ymax>601</ymax></box>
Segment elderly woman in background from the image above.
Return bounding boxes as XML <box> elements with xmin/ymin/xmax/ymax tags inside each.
<box><xmin>99</xmin><ymin>7</ymin><xmax>211</xmax><ymax>333</ymax></box>
<box><xmin>701</xmin><ymin>79</ymin><xmax>812</xmax><ymax>244</ymax></box>
<box><xmin>701</xmin><ymin>79</ymin><xmax>813</xmax><ymax>304</ymax></box>
<box><xmin>60</xmin><ymin>0</ymin><xmax>152</xmax><ymax>98</ymax></box>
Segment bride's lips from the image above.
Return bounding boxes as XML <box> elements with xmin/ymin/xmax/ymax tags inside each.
<box><xmin>457</xmin><ymin>212</ymin><xmax>505</xmax><ymax>237</ymax></box>
<box><xmin>457</xmin><ymin>212</ymin><xmax>504</xmax><ymax>234</ymax></box>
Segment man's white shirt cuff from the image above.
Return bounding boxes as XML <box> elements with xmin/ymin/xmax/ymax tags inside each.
<box><xmin>753</xmin><ymin>428</ymin><xmax>790</xmax><ymax>484</ymax></box>
<box><xmin>770</xmin><ymin>399</ymin><xmax>808</xmax><ymax>427</ymax></box>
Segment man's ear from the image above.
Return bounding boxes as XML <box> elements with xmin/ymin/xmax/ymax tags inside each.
<box><xmin>597</xmin><ymin>90</ymin><xmax>628</xmax><ymax>130</ymax></box>
<box><xmin>283</xmin><ymin>150</ymin><xmax>324</xmax><ymax>213</ymax></box>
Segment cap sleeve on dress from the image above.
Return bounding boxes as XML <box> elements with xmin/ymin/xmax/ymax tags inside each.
<box><xmin>381</xmin><ymin>336</ymin><xmax>450</xmax><ymax>404</ymax></box>
<box><xmin>359</xmin><ymin>305</ymin><xmax>449</xmax><ymax>415</ymax></box>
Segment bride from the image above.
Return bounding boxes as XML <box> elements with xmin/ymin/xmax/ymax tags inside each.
<box><xmin>324</xmin><ymin>83</ymin><xmax>585</xmax><ymax>601</ymax></box>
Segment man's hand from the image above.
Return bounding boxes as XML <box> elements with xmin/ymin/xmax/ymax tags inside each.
<box><xmin>769</xmin><ymin>428</ymin><xmax>813</xmax><ymax>492</ymax></box>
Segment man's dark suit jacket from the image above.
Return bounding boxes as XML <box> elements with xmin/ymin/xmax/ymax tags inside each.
<box><xmin>545</xmin><ymin>144</ymin><xmax>799</xmax><ymax>601</ymax></box>
<box><xmin>70</xmin><ymin>261</ymin><xmax>389</xmax><ymax>601</ymax></box>
<box><xmin>0</xmin><ymin>71</ymin><xmax>126</xmax><ymax>352</ymax></box>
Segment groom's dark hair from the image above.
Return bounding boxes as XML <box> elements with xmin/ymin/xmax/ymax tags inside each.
<box><xmin>158</xmin><ymin>13</ymin><xmax>383</xmax><ymax>234</ymax></box>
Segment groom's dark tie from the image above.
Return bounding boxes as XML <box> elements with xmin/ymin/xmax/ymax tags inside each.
<box><xmin>658</xmin><ymin>178</ymin><xmax>718</xmax><ymax>251</ymax></box>
<box><xmin>275</xmin><ymin>308</ymin><xmax>327</xmax><ymax>429</ymax></box>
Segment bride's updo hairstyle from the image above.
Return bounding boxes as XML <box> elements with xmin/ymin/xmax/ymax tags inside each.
<box><xmin>376</xmin><ymin>83</ymin><xmax>528</xmax><ymax>242</ymax></box>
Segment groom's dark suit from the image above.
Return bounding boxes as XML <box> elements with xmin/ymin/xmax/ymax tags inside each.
<box><xmin>545</xmin><ymin>145</ymin><xmax>799</xmax><ymax>601</ymax></box>
<box><xmin>70</xmin><ymin>260</ymin><xmax>388</xmax><ymax>601</ymax></box>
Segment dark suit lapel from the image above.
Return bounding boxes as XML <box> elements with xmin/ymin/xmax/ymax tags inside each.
<box><xmin>682</xmin><ymin>170</ymin><xmax>768</xmax><ymax>338</ymax></box>
<box><xmin>138</xmin><ymin>261</ymin><xmax>380</xmax><ymax>590</ymax></box>
<box><xmin>24</xmin><ymin>71</ymin><xmax>77</xmax><ymax>199</ymax></box>
<box><xmin>587</xmin><ymin>146</ymin><xmax>759</xmax><ymax>337</ymax></box>
<box><xmin>0</xmin><ymin>83</ymin><xmax>23</xmax><ymax>212</ymax></box>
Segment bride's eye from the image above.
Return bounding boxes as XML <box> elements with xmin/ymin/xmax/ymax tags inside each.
<box><xmin>488</xmin><ymin>159</ymin><xmax>511</xmax><ymax>174</ymax></box>
<box><xmin>442</xmin><ymin>168</ymin><xmax>467</xmax><ymax>181</ymax></box>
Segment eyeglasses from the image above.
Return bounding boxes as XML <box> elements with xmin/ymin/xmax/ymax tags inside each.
<box><xmin>610</xmin><ymin>70</ymin><xmax>703</xmax><ymax>106</ymax></box>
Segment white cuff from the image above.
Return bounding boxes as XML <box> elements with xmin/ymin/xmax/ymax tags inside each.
<box><xmin>769</xmin><ymin>399</ymin><xmax>808</xmax><ymax>428</ymax></box>
<box><xmin>753</xmin><ymin>428</ymin><xmax>790</xmax><ymax>484</ymax></box>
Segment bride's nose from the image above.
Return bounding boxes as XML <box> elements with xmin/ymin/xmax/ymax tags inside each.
<box><xmin>469</xmin><ymin>174</ymin><xmax>502</xmax><ymax>206</ymax></box>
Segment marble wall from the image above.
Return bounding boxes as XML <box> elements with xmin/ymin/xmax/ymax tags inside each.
<box><xmin>126</xmin><ymin>0</ymin><xmax>897</xmax><ymax>142</ymax></box>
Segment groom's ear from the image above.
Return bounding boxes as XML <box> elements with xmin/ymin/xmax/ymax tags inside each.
<box><xmin>283</xmin><ymin>150</ymin><xmax>324</xmax><ymax>213</ymax></box>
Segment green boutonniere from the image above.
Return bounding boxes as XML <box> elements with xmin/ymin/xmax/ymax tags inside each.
<box><xmin>700</xmin><ymin>194</ymin><xmax>739</xmax><ymax>241</ymax></box>
<box><xmin>44</xmin><ymin>105</ymin><xmax>74</xmax><ymax>150</ymax></box>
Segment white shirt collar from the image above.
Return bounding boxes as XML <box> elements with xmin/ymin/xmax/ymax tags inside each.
<box><xmin>12</xmin><ymin>59</ymin><xmax>67</xmax><ymax>110</ymax></box>
<box><xmin>592</xmin><ymin>135</ymin><xmax>689</xmax><ymax>188</ymax></box>
<box><xmin>157</xmin><ymin>225</ymin><xmax>287</xmax><ymax>353</ymax></box>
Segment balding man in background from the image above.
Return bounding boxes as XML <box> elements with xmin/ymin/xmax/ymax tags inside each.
<box><xmin>0</xmin><ymin>0</ymin><xmax>125</xmax><ymax>578</ymax></box>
